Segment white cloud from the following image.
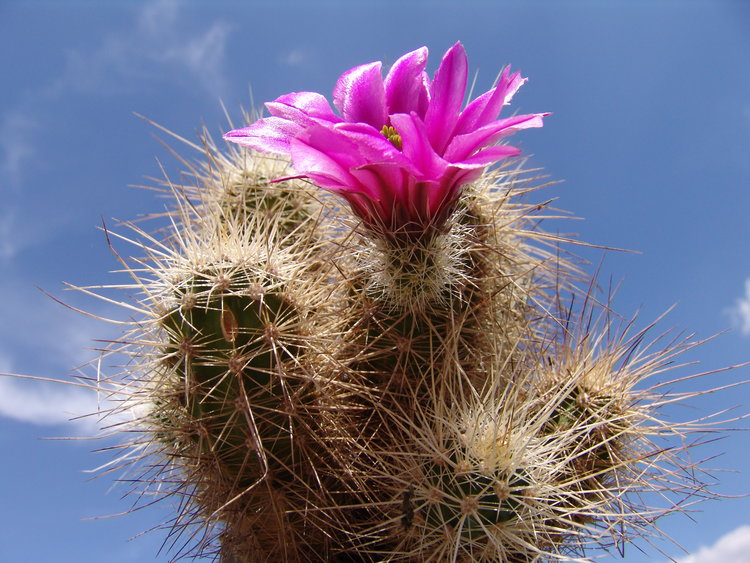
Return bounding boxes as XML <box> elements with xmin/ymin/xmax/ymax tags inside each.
<box><xmin>0</xmin><ymin>193</ymin><xmax>58</xmax><ymax>264</ymax></box>
<box><xmin>0</xmin><ymin>348</ymin><xmax>147</xmax><ymax>434</ymax></box>
<box><xmin>0</xmin><ymin>349</ymin><xmax>97</xmax><ymax>431</ymax></box>
<box><xmin>139</xmin><ymin>0</ymin><xmax>180</xmax><ymax>31</ymax></box>
<box><xmin>140</xmin><ymin>0</ymin><xmax>231</xmax><ymax>94</ymax></box>
<box><xmin>0</xmin><ymin>210</ymin><xmax>19</xmax><ymax>261</ymax></box>
<box><xmin>279</xmin><ymin>48</ymin><xmax>311</xmax><ymax>67</ymax></box>
<box><xmin>0</xmin><ymin>280</ymin><xmax>141</xmax><ymax>434</ymax></box>
<box><xmin>728</xmin><ymin>279</ymin><xmax>750</xmax><ymax>336</ymax></box>
<box><xmin>0</xmin><ymin>111</ymin><xmax>37</xmax><ymax>192</ymax></box>
<box><xmin>52</xmin><ymin>0</ymin><xmax>233</xmax><ymax>98</ymax></box>
<box><xmin>157</xmin><ymin>21</ymin><xmax>232</xmax><ymax>94</ymax></box>
<box><xmin>676</xmin><ymin>524</ymin><xmax>750</xmax><ymax>563</ymax></box>
<box><xmin>0</xmin><ymin>375</ymin><xmax>98</xmax><ymax>428</ymax></box>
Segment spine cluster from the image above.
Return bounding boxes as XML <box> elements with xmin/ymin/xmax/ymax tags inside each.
<box><xmin>86</xmin><ymin>125</ymin><xmax>736</xmax><ymax>562</ymax></box>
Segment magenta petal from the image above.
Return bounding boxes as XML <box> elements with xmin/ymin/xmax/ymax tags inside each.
<box><xmin>223</xmin><ymin>117</ymin><xmax>303</xmax><ymax>154</ymax></box>
<box><xmin>454</xmin><ymin>68</ymin><xmax>526</xmax><ymax>135</ymax></box>
<box><xmin>498</xmin><ymin>67</ymin><xmax>527</xmax><ymax>106</ymax></box>
<box><xmin>297</xmin><ymin>123</ymin><xmax>367</xmax><ymax>169</ymax></box>
<box><xmin>332</xmin><ymin>61</ymin><xmax>388</xmax><ymax>128</ymax></box>
<box><xmin>457</xmin><ymin>144</ymin><xmax>522</xmax><ymax>167</ymax></box>
<box><xmin>453</xmin><ymin>89</ymin><xmax>499</xmax><ymax>137</ymax></box>
<box><xmin>350</xmin><ymin>163</ymin><xmax>404</xmax><ymax>208</ymax></box>
<box><xmin>449</xmin><ymin>166</ymin><xmax>485</xmax><ymax>188</ymax></box>
<box><xmin>427</xmin><ymin>179</ymin><xmax>460</xmax><ymax>218</ymax></box>
<box><xmin>335</xmin><ymin>122</ymin><xmax>420</xmax><ymax>175</ymax></box>
<box><xmin>444</xmin><ymin>113</ymin><xmax>547</xmax><ymax>162</ymax></box>
<box><xmin>267</xmin><ymin>91</ymin><xmax>341</xmax><ymax>124</ymax></box>
<box><xmin>384</xmin><ymin>47</ymin><xmax>430</xmax><ymax>116</ymax></box>
<box><xmin>335</xmin><ymin>122</ymin><xmax>407</xmax><ymax>162</ymax></box>
<box><xmin>404</xmin><ymin>179</ymin><xmax>433</xmax><ymax>224</ymax></box>
<box><xmin>391</xmin><ymin>112</ymin><xmax>449</xmax><ymax>181</ymax></box>
<box><xmin>289</xmin><ymin>137</ymin><xmax>356</xmax><ymax>190</ymax></box>
<box><xmin>424</xmin><ymin>42</ymin><xmax>468</xmax><ymax>153</ymax></box>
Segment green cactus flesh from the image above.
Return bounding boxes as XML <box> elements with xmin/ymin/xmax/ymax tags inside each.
<box><xmin>222</xmin><ymin>176</ymin><xmax>311</xmax><ymax>243</ymax></box>
<box><xmin>163</xmin><ymin>277</ymin><xmax>301</xmax><ymax>487</ymax></box>
<box><xmin>421</xmin><ymin>454</ymin><xmax>526</xmax><ymax>539</ymax></box>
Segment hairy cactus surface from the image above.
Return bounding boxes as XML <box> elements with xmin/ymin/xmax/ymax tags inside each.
<box><xmin>63</xmin><ymin>43</ymin><xmax>743</xmax><ymax>562</ymax></box>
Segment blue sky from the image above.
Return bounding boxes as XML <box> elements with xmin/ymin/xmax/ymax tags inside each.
<box><xmin>1</xmin><ymin>0</ymin><xmax>749</xmax><ymax>561</ymax></box>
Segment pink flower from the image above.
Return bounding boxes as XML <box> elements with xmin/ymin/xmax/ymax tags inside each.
<box><xmin>224</xmin><ymin>42</ymin><xmax>547</xmax><ymax>241</ymax></box>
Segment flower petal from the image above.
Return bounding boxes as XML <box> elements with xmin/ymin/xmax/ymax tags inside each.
<box><xmin>334</xmin><ymin>122</ymin><xmax>417</xmax><ymax>172</ymax></box>
<box><xmin>444</xmin><ymin>113</ymin><xmax>548</xmax><ymax>162</ymax></box>
<box><xmin>296</xmin><ymin>122</ymin><xmax>367</xmax><ymax>170</ymax></box>
<box><xmin>447</xmin><ymin>166</ymin><xmax>484</xmax><ymax>190</ymax></box>
<box><xmin>454</xmin><ymin>67</ymin><xmax>526</xmax><ymax>136</ymax></box>
<box><xmin>384</xmin><ymin>47</ymin><xmax>430</xmax><ymax>117</ymax></box>
<box><xmin>391</xmin><ymin>112</ymin><xmax>449</xmax><ymax>181</ymax></box>
<box><xmin>332</xmin><ymin>61</ymin><xmax>388</xmax><ymax>128</ymax></box>
<box><xmin>424</xmin><ymin>42</ymin><xmax>468</xmax><ymax>153</ymax></box>
<box><xmin>456</xmin><ymin>144</ymin><xmax>521</xmax><ymax>167</ymax></box>
<box><xmin>288</xmin><ymin>137</ymin><xmax>357</xmax><ymax>191</ymax></box>
<box><xmin>291</xmin><ymin>125</ymin><xmax>405</xmax><ymax>206</ymax></box>
<box><xmin>223</xmin><ymin>117</ymin><xmax>303</xmax><ymax>154</ymax></box>
<box><xmin>499</xmin><ymin>67</ymin><xmax>527</xmax><ymax>106</ymax></box>
<box><xmin>350</xmin><ymin>163</ymin><xmax>402</xmax><ymax>212</ymax></box>
<box><xmin>266</xmin><ymin>91</ymin><xmax>341</xmax><ymax>125</ymax></box>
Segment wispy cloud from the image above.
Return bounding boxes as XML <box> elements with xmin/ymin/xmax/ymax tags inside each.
<box><xmin>0</xmin><ymin>201</ymin><xmax>49</xmax><ymax>262</ymax></box>
<box><xmin>0</xmin><ymin>372</ymin><xmax>147</xmax><ymax>438</ymax></box>
<box><xmin>0</xmin><ymin>374</ymin><xmax>98</xmax><ymax>428</ymax></box>
<box><xmin>139</xmin><ymin>0</ymin><xmax>232</xmax><ymax>96</ymax></box>
<box><xmin>0</xmin><ymin>111</ymin><xmax>37</xmax><ymax>192</ymax></box>
<box><xmin>0</xmin><ymin>350</ymin><xmax>147</xmax><ymax>435</ymax></box>
<box><xmin>676</xmin><ymin>524</ymin><xmax>750</xmax><ymax>563</ymax></box>
<box><xmin>0</xmin><ymin>0</ymin><xmax>233</xmax><ymax>191</ymax></box>
<box><xmin>50</xmin><ymin>0</ymin><xmax>232</xmax><ymax>98</ymax></box>
<box><xmin>0</xmin><ymin>279</ymin><xmax>136</xmax><ymax>433</ymax></box>
<box><xmin>0</xmin><ymin>210</ymin><xmax>20</xmax><ymax>261</ymax></box>
<box><xmin>0</xmin><ymin>351</ymin><xmax>95</xmax><ymax>429</ymax></box>
<box><xmin>278</xmin><ymin>47</ymin><xmax>313</xmax><ymax>67</ymax></box>
<box><xmin>728</xmin><ymin>279</ymin><xmax>750</xmax><ymax>336</ymax></box>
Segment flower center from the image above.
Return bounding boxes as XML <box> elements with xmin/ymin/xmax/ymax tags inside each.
<box><xmin>380</xmin><ymin>125</ymin><xmax>402</xmax><ymax>150</ymax></box>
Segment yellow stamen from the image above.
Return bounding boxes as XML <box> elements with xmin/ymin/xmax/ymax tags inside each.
<box><xmin>381</xmin><ymin>125</ymin><xmax>403</xmax><ymax>150</ymax></box>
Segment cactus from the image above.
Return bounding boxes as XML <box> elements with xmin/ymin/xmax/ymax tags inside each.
<box><xmin>61</xmin><ymin>43</ymin><xmax>744</xmax><ymax>563</ymax></box>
